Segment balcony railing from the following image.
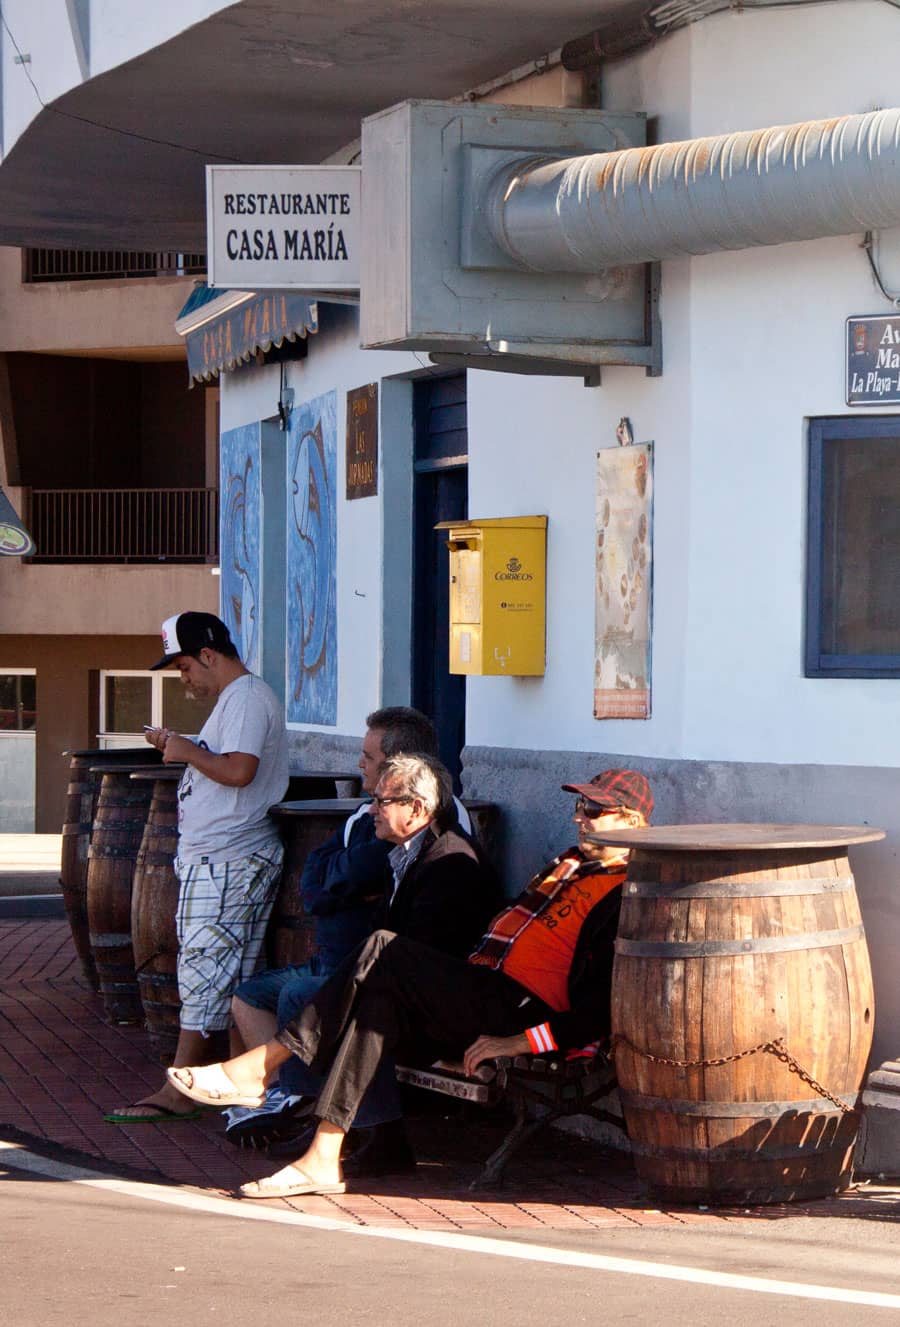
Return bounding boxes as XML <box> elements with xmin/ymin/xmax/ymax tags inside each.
<box><xmin>29</xmin><ymin>489</ymin><xmax>218</xmax><ymax>563</ymax></box>
<box><xmin>23</xmin><ymin>250</ymin><xmax>207</xmax><ymax>283</ymax></box>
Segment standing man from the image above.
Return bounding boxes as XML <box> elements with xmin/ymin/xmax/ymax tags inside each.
<box><xmin>106</xmin><ymin>610</ymin><xmax>288</xmax><ymax>1123</ymax></box>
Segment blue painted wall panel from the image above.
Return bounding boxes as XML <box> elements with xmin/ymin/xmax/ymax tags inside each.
<box><xmin>220</xmin><ymin>422</ymin><xmax>262</xmax><ymax>673</ymax></box>
<box><xmin>286</xmin><ymin>391</ymin><xmax>338</xmax><ymax>724</ymax></box>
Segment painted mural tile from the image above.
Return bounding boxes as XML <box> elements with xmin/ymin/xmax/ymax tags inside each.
<box><xmin>286</xmin><ymin>390</ymin><xmax>338</xmax><ymax>725</ymax></box>
<box><xmin>220</xmin><ymin>423</ymin><xmax>262</xmax><ymax>673</ymax></box>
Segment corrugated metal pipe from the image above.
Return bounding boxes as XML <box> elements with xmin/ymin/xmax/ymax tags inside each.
<box><xmin>482</xmin><ymin>108</ymin><xmax>900</xmax><ymax>271</ymax></box>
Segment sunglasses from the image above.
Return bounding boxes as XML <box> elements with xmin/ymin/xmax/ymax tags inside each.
<box><xmin>371</xmin><ymin>794</ymin><xmax>414</xmax><ymax>809</ymax></box>
<box><xmin>575</xmin><ymin>797</ymin><xmax>622</xmax><ymax>819</ymax></box>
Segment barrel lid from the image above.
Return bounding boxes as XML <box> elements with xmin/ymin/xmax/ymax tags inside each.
<box><xmin>584</xmin><ymin>823</ymin><xmax>886</xmax><ymax>851</ymax></box>
<box><xmin>270</xmin><ymin>798</ymin><xmax>368</xmax><ymax>816</ymax></box>
<box><xmin>89</xmin><ymin>762</ymin><xmax>166</xmax><ymax>775</ymax></box>
<box><xmin>64</xmin><ymin>747</ymin><xmax>162</xmax><ymax>761</ymax></box>
<box><xmin>289</xmin><ymin>770</ymin><xmax>362</xmax><ymax>782</ymax></box>
<box><xmin>129</xmin><ymin>766</ymin><xmax>186</xmax><ymax>781</ymax></box>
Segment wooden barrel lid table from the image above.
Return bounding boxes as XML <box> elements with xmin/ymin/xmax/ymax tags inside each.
<box><xmin>585</xmin><ymin>823</ymin><xmax>884</xmax><ymax>1206</ymax></box>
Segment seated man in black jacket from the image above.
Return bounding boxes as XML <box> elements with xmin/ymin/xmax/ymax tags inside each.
<box><xmin>168</xmin><ymin>768</ymin><xmax>653</xmax><ymax>1200</ymax></box>
<box><xmin>228</xmin><ymin>750</ymin><xmax>499</xmax><ymax>1161</ymax></box>
<box><xmin>231</xmin><ymin>706</ymin><xmax>473</xmax><ymax>1057</ymax></box>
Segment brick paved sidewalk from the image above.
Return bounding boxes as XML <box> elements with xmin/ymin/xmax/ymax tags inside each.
<box><xmin>1</xmin><ymin>918</ymin><xmax>894</xmax><ymax>1234</ymax></box>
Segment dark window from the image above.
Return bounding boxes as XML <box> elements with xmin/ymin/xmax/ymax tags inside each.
<box><xmin>806</xmin><ymin>416</ymin><xmax>900</xmax><ymax>676</ymax></box>
<box><xmin>0</xmin><ymin>674</ymin><xmax>36</xmax><ymax>730</ymax></box>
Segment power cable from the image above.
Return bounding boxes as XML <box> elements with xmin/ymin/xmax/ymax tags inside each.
<box><xmin>0</xmin><ymin>11</ymin><xmax>239</xmax><ymax>161</ymax></box>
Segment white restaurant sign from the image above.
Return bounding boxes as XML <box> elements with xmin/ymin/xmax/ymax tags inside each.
<box><xmin>206</xmin><ymin>165</ymin><xmax>361</xmax><ymax>291</ymax></box>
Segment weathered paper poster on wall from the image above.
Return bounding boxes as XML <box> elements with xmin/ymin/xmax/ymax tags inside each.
<box><xmin>594</xmin><ymin>444</ymin><xmax>653</xmax><ymax>719</ymax></box>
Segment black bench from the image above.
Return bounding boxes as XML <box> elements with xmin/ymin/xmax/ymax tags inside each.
<box><xmin>396</xmin><ymin>1046</ymin><xmax>625</xmax><ymax>1189</ymax></box>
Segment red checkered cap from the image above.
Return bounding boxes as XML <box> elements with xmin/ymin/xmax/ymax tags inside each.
<box><xmin>561</xmin><ymin>769</ymin><xmax>653</xmax><ymax>821</ymax></box>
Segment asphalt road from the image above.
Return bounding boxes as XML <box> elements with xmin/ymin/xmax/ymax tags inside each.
<box><xmin>4</xmin><ymin>1146</ymin><xmax>900</xmax><ymax>1327</ymax></box>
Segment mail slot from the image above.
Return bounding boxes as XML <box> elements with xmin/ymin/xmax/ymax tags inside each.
<box><xmin>436</xmin><ymin>515</ymin><xmax>547</xmax><ymax>675</ymax></box>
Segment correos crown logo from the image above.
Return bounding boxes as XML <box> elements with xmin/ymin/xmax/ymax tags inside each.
<box><xmin>494</xmin><ymin>555</ymin><xmax>533</xmax><ymax>582</ymax></box>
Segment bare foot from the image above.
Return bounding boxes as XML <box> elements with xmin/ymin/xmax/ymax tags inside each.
<box><xmin>136</xmin><ymin>1084</ymin><xmax>199</xmax><ymax>1116</ymax></box>
<box><xmin>104</xmin><ymin>1085</ymin><xmax>199</xmax><ymax>1121</ymax></box>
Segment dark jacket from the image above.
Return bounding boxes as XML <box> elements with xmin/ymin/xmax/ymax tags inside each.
<box><xmin>383</xmin><ymin>821</ymin><xmax>503</xmax><ymax>959</ymax></box>
<box><xmin>540</xmin><ymin>864</ymin><xmax>624</xmax><ymax>1051</ymax></box>
<box><xmin>299</xmin><ymin>811</ymin><xmax>389</xmax><ymax>969</ymax></box>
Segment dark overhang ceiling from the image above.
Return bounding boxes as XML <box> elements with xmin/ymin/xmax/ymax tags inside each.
<box><xmin>0</xmin><ymin>0</ymin><xmax>648</xmax><ymax>250</ymax></box>
<box><xmin>0</xmin><ymin>0</ymin><xmax>884</xmax><ymax>251</ymax></box>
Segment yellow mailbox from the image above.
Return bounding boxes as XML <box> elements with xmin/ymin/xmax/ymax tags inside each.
<box><xmin>436</xmin><ymin>516</ymin><xmax>547</xmax><ymax>676</ymax></box>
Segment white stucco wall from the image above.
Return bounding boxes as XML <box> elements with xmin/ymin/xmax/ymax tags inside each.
<box><xmin>466</xmin><ymin>0</ymin><xmax>900</xmax><ymax>770</ymax></box>
<box><xmin>218</xmin><ymin>1</ymin><xmax>900</xmax><ymax>772</ymax></box>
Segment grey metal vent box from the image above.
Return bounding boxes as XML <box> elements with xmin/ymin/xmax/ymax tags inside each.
<box><xmin>360</xmin><ymin>100</ymin><xmax>660</xmax><ymax>376</ymax></box>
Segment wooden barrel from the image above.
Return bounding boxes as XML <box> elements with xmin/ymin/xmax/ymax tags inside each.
<box><xmin>608</xmin><ymin>823</ymin><xmax>882</xmax><ymax>1206</ymax></box>
<box><xmin>266</xmin><ymin>799</ymin><xmax>366</xmax><ymax>968</ymax></box>
<box><xmin>86</xmin><ymin>765</ymin><xmax>155</xmax><ymax>1024</ymax></box>
<box><xmin>130</xmin><ymin>768</ymin><xmax>184</xmax><ymax>1062</ymax></box>
<box><xmin>59</xmin><ymin>747</ymin><xmax>161</xmax><ymax>989</ymax></box>
<box><xmin>266</xmin><ymin>795</ymin><xmax>500</xmax><ymax>969</ymax></box>
<box><xmin>266</xmin><ymin>796</ymin><xmax>501</xmax><ymax>969</ymax></box>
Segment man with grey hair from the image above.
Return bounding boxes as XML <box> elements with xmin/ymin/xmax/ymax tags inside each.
<box><xmin>226</xmin><ymin>746</ymin><xmax>497</xmax><ymax>1168</ymax></box>
<box><xmin>369</xmin><ymin>753</ymin><xmax>491</xmax><ymax>952</ymax></box>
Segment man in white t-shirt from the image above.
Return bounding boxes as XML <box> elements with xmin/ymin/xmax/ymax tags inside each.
<box><xmin>106</xmin><ymin>611</ymin><xmax>289</xmax><ymax>1123</ymax></box>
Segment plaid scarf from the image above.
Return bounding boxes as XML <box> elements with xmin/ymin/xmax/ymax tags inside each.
<box><xmin>468</xmin><ymin>846</ymin><xmax>619</xmax><ymax>970</ymax></box>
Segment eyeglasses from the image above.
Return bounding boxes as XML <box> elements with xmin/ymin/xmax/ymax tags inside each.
<box><xmin>575</xmin><ymin>797</ymin><xmax>621</xmax><ymax>819</ymax></box>
<box><xmin>371</xmin><ymin>794</ymin><xmax>414</xmax><ymax>809</ymax></box>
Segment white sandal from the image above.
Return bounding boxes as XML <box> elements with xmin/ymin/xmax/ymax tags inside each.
<box><xmin>166</xmin><ymin>1063</ymin><xmax>267</xmax><ymax>1109</ymax></box>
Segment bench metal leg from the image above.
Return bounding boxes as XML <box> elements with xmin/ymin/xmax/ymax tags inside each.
<box><xmin>469</xmin><ymin>1100</ymin><xmax>557</xmax><ymax>1190</ymax></box>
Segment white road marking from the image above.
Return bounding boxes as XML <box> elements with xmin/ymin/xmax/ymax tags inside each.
<box><xmin>2</xmin><ymin>1139</ymin><xmax>898</xmax><ymax>1310</ymax></box>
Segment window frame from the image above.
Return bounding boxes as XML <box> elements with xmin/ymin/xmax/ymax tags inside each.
<box><xmin>806</xmin><ymin>414</ymin><xmax>900</xmax><ymax>678</ymax></box>
<box><xmin>99</xmin><ymin>669</ymin><xmax>171</xmax><ymax>735</ymax></box>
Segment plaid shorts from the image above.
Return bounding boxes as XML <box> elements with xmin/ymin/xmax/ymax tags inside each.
<box><xmin>175</xmin><ymin>846</ymin><xmax>284</xmax><ymax>1033</ymax></box>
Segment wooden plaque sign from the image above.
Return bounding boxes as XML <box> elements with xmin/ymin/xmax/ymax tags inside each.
<box><xmin>346</xmin><ymin>382</ymin><xmax>378</xmax><ymax>499</ymax></box>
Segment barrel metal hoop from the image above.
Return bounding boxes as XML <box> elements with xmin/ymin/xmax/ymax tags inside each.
<box><xmin>88</xmin><ymin>844</ymin><xmax>143</xmax><ymax>860</ymax></box>
<box><xmin>88</xmin><ymin>932</ymin><xmax>133</xmax><ymax>947</ymax></box>
<box><xmin>628</xmin><ymin>1138</ymin><xmax>857</xmax><ymax>1163</ymax></box>
<box><xmin>615</xmin><ymin>923</ymin><xmax>864</xmax><ymax>957</ymax></box>
<box><xmin>624</xmin><ymin>876</ymin><xmax>854</xmax><ymax>899</ymax></box>
<box><xmin>137</xmin><ymin>973</ymin><xmax>179</xmax><ymax>989</ymax></box>
<box><xmin>619</xmin><ymin>1090</ymin><xmax>859</xmax><ymax>1116</ymax></box>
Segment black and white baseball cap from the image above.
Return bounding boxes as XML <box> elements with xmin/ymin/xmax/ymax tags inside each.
<box><xmin>150</xmin><ymin>612</ymin><xmax>234</xmax><ymax>670</ymax></box>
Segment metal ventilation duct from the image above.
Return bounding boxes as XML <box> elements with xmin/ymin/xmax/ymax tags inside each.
<box><xmin>481</xmin><ymin>108</ymin><xmax>900</xmax><ymax>270</ymax></box>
